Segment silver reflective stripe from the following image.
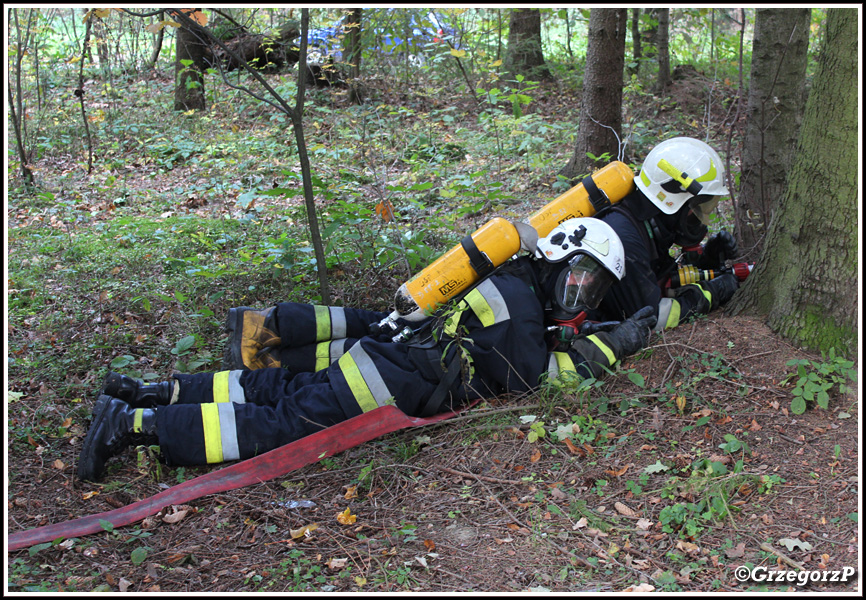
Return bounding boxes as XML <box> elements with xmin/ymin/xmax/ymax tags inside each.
<box><xmin>330</xmin><ymin>307</ymin><xmax>347</xmax><ymax>339</ymax></box>
<box><xmin>655</xmin><ymin>297</ymin><xmax>679</xmax><ymax>332</ymax></box>
<box><xmin>218</xmin><ymin>402</ymin><xmax>240</xmax><ymax>461</ymax></box>
<box><xmin>349</xmin><ymin>342</ymin><xmax>393</xmax><ymax>408</ymax></box>
<box><xmin>475</xmin><ymin>279</ymin><xmax>511</xmax><ymax>324</ymax></box>
<box><xmin>547</xmin><ymin>353</ymin><xmax>560</xmax><ymax>380</ymax></box>
<box><xmin>228</xmin><ymin>370</ymin><xmax>245</xmax><ymax>404</ymax></box>
<box><xmin>330</xmin><ymin>338</ymin><xmax>347</xmax><ymax>363</ymax></box>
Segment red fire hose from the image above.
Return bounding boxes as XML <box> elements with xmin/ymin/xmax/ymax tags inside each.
<box><xmin>8</xmin><ymin>404</ymin><xmax>466</xmax><ymax>552</ymax></box>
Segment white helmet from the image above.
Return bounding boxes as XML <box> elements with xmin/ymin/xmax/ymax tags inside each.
<box><xmin>635</xmin><ymin>137</ymin><xmax>730</xmax><ymax>215</ymax></box>
<box><xmin>536</xmin><ymin>218</ymin><xmax>625</xmax><ymax>313</ymax></box>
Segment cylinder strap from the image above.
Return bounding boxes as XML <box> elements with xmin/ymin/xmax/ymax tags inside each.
<box><xmin>460</xmin><ymin>234</ymin><xmax>495</xmax><ymax>278</ymax></box>
<box><xmin>582</xmin><ymin>173</ymin><xmax>611</xmax><ymax>213</ymax></box>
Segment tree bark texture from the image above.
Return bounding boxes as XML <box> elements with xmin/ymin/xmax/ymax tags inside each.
<box><xmin>728</xmin><ymin>8</ymin><xmax>858</xmax><ymax>357</ymax></box>
<box><xmin>560</xmin><ymin>8</ymin><xmax>627</xmax><ymax>180</ymax></box>
<box><xmin>173</xmin><ymin>9</ymin><xmax>208</xmax><ymax>111</ymax></box>
<box><xmin>344</xmin><ymin>8</ymin><xmax>362</xmax><ymax>79</ymax></box>
<box><xmin>505</xmin><ymin>8</ymin><xmax>551</xmax><ymax>79</ymax></box>
<box><xmin>736</xmin><ymin>8</ymin><xmax>810</xmax><ymax>260</ymax></box>
<box><xmin>629</xmin><ymin>8</ymin><xmax>641</xmax><ymax>78</ymax></box>
<box><xmin>655</xmin><ymin>9</ymin><xmax>670</xmax><ymax>91</ymax></box>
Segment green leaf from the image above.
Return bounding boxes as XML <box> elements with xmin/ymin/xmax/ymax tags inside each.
<box><xmin>110</xmin><ymin>355</ymin><xmax>135</xmax><ymax>369</ymax></box>
<box><xmin>28</xmin><ymin>542</ymin><xmax>53</xmax><ymax>556</ymax></box>
<box><xmin>99</xmin><ymin>519</ymin><xmax>115</xmax><ymax>532</ymax></box>
<box><xmin>627</xmin><ymin>372</ymin><xmax>645</xmax><ymax>388</ymax></box>
<box><xmin>130</xmin><ymin>546</ymin><xmax>148</xmax><ymax>565</ymax></box>
<box><xmin>790</xmin><ymin>396</ymin><xmax>807</xmax><ymax>415</ymax></box>
<box><xmin>644</xmin><ymin>461</ymin><xmax>669</xmax><ymax>474</ymax></box>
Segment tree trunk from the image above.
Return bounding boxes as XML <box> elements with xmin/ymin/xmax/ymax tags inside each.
<box><xmin>655</xmin><ymin>8</ymin><xmax>670</xmax><ymax>91</ymax></box>
<box><xmin>504</xmin><ymin>8</ymin><xmax>551</xmax><ymax>79</ymax></box>
<box><xmin>629</xmin><ymin>8</ymin><xmax>641</xmax><ymax>78</ymax></box>
<box><xmin>146</xmin><ymin>9</ymin><xmax>166</xmax><ymax>69</ymax></box>
<box><xmin>560</xmin><ymin>8</ymin><xmax>627</xmax><ymax>180</ymax></box>
<box><xmin>728</xmin><ymin>8</ymin><xmax>857</xmax><ymax>357</ymax></box>
<box><xmin>736</xmin><ymin>8</ymin><xmax>810</xmax><ymax>261</ymax></box>
<box><xmin>173</xmin><ymin>8</ymin><xmax>208</xmax><ymax>111</ymax></box>
<box><xmin>344</xmin><ymin>8</ymin><xmax>362</xmax><ymax>79</ymax></box>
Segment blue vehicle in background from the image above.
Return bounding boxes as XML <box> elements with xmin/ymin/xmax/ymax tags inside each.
<box><xmin>306</xmin><ymin>9</ymin><xmax>457</xmax><ymax>65</ymax></box>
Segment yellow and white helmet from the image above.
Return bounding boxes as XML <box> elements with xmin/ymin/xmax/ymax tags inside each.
<box><xmin>635</xmin><ymin>137</ymin><xmax>729</xmax><ymax>216</ymax></box>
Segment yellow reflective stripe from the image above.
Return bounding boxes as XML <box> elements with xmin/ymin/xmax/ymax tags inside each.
<box><xmin>587</xmin><ymin>334</ymin><xmax>617</xmax><ymax>366</ymax></box>
<box><xmin>213</xmin><ymin>371</ymin><xmax>230</xmax><ymax>403</ymax></box>
<box><xmin>464</xmin><ymin>288</ymin><xmax>495</xmax><ymax>327</ymax></box>
<box><xmin>338</xmin><ymin>351</ymin><xmax>379</xmax><ymax>413</ymax></box>
<box><xmin>666</xmin><ymin>300</ymin><xmax>682</xmax><ymax>329</ymax></box>
<box><xmin>314</xmin><ymin>305</ymin><xmax>330</xmax><ymax>341</ymax></box>
<box><xmin>133</xmin><ymin>409</ymin><xmax>144</xmax><ymax>433</ymax></box>
<box><xmin>201</xmin><ymin>403</ymin><xmax>223</xmax><ymax>464</ymax></box>
<box><xmin>555</xmin><ymin>351</ymin><xmax>576</xmax><ymax>374</ymax></box>
<box><xmin>315</xmin><ymin>341</ymin><xmax>331</xmax><ymax>371</ymax></box>
<box><xmin>701</xmin><ymin>287</ymin><xmax>713</xmax><ymax>306</ymax></box>
<box><xmin>696</xmin><ymin>158</ymin><xmax>718</xmax><ymax>183</ymax></box>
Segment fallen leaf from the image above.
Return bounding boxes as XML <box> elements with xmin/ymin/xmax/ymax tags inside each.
<box><xmin>52</xmin><ymin>459</ymin><xmax>65</xmax><ymax>470</ymax></box>
<box><xmin>606</xmin><ymin>465</ymin><xmax>630</xmax><ymax>477</ymax></box>
<box><xmin>676</xmin><ymin>540</ymin><xmax>700</xmax><ymax>554</ymax></box>
<box><xmin>530</xmin><ymin>448</ymin><xmax>542</xmax><ymax>463</ymax></box>
<box><xmin>290</xmin><ymin>523</ymin><xmax>319</xmax><ymax>539</ymax></box>
<box><xmin>563</xmin><ymin>438</ymin><xmax>583</xmax><ymax>455</ymax></box>
<box><xmin>725</xmin><ymin>542</ymin><xmax>746</xmax><ymax>558</ymax></box>
<box><xmin>344</xmin><ymin>485</ymin><xmax>358</xmax><ymax>500</ymax></box>
<box><xmin>326</xmin><ymin>557</ymin><xmax>348</xmax><ymax>569</ymax></box>
<box><xmin>573</xmin><ymin>517</ymin><xmax>588</xmax><ymax>529</ymax></box>
<box><xmin>337</xmin><ymin>507</ymin><xmax>357</xmax><ymax>525</ymax></box>
<box><xmin>748</xmin><ymin>419</ymin><xmax>762</xmax><ymax>431</ymax></box>
<box><xmin>162</xmin><ymin>506</ymin><xmax>191</xmax><ymax>524</ymax></box>
<box><xmin>423</xmin><ymin>539</ymin><xmax>436</xmax><ymax>551</ymax></box>
<box><xmin>778</xmin><ymin>537</ymin><xmax>812</xmax><ymax>552</ymax></box>
<box><xmin>635</xmin><ymin>518</ymin><xmax>653</xmax><ymax>531</ymax></box>
<box><xmin>622</xmin><ymin>582</ymin><xmax>655</xmax><ymax>592</ymax></box>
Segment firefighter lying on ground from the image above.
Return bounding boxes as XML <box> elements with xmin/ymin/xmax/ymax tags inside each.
<box><xmin>589</xmin><ymin>136</ymin><xmax>741</xmax><ymax>330</ymax></box>
<box><xmin>78</xmin><ymin>218</ymin><xmax>657</xmax><ymax>482</ymax></box>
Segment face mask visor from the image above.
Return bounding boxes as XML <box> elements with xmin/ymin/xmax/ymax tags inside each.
<box><xmin>554</xmin><ymin>254</ymin><xmax>616</xmax><ymax>313</ymax></box>
<box><xmin>689</xmin><ymin>195</ymin><xmax>720</xmax><ymax>226</ymax></box>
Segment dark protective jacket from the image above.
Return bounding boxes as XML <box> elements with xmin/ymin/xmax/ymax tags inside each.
<box><xmin>591</xmin><ymin>190</ymin><xmax>726</xmax><ymax>331</ymax></box>
<box><xmin>156</xmin><ymin>258</ymin><xmax>630</xmax><ymax>467</ymax></box>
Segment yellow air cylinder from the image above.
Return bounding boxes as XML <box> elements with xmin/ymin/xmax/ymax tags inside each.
<box><xmin>528</xmin><ymin>160</ymin><xmax>635</xmax><ymax>238</ymax></box>
<box><xmin>394</xmin><ymin>217</ymin><xmax>522</xmax><ymax>318</ymax></box>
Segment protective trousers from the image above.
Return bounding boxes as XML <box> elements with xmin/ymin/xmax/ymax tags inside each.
<box><xmin>155</xmin><ymin>267</ymin><xmax>625</xmax><ymax>467</ymax></box>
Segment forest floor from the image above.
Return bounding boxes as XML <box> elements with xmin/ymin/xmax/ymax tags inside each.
<box><xmin>6</xmin><ymin>65</ymin><xmax>860</xmax><ymax>593</ymax></box>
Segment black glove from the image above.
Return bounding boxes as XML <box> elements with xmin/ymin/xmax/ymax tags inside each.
<box><xmin>700</xmin><ymin>230</ymin><xmax>737</xmax><ymax>270</ymax></box>
<box><xmin>605</xmin><ymin>305</ymin><xmax>657</xmax><ymax>358</ymax></box>
<box><xmin>701</xmin><ymin>273</ymin><xmax>738</xmax><ymax>308</ymax></box>
<box><xmin>579</xmin><ymin>320</ymin><xmax>620</xmax><ymax>335</ymax></box>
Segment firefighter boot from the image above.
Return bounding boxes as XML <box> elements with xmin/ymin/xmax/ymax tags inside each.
<box><xmin>223</xmin><ymin>306</ymin><xmax>282</xmax><ymax>371</ymax></box>
<box><xmin>77</xmin><ymin>395</ymin><xmax>159</xmax><ymax>482</ymax></box>
<box><xmin>101</xmin><ymin>372</ymin><xmax>174</xmax><ymax>408</ymax></box>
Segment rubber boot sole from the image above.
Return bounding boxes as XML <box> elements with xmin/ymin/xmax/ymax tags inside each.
<box><xmin>77</xmin><ymin>395</ymin><xmax>114</xmax><ymax>482</ymax></box>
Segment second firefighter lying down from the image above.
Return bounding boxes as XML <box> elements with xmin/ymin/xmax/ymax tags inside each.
<box><xmin>77</xmin><ymin>218</ymin><xmax>657</xmax><ymax>482</ymax></box>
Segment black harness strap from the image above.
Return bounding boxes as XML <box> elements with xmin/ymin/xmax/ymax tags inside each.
<box><xmin>582</xmin><ymin>173</ymin><xmax>611</xmax><ymax>213</ymax></box>
<box><xmin>461</xmin><ymin>234</ymin><xmax>495</xmax><ymax>278</ymax></box>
